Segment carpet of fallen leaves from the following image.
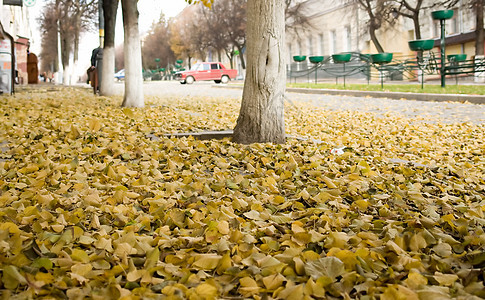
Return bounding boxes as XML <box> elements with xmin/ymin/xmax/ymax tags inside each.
<box><xmin>0</xmin><ymin>86</ymin><xmax>484</xmax><ymax>299</ymax></box>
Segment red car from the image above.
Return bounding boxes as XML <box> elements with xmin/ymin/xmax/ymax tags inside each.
<box><xmin>176</xmin><ymin>62</ymin><xmax>237</xmax><ymax>84</ymax></box>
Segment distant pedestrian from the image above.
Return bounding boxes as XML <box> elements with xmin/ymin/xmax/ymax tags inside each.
<box><xmin>87</xmin><ymin>47</ymin><xmax>102</xmax><ymax>94</ymax></box>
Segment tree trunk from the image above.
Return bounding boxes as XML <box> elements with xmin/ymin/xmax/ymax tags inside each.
<box><xmin>413</xmin><ymin>15</ymin><xmax>421</xmax><ymax>40</ymax></box>
<box><xmin>369</xmin><ymin>23</ymin><xmax>385</xmax><ymax>53</ymax></box>
<box><xmin>60</xmin><ymin>34</ymin><xmax>71</xmax><ymax>84</ymax></box>
<box><xmin>72</xmin><ymin>12</ymin><xmax>81</xmax><ymax>84</ymax></box>
<box><xmin>475</xmin><ymin>0</ymin><xmax>484</xmax><ymax>56</ymax></box>
<box><xmin>237</xmin><ymin>45</ymin><xmax>246</xmax><ymax>69</ymax></box>
<box><xmin>232</xmin><ymin>0</ymin><xmax>286</xmax><ymax>144</ymax></box>
<box><xmin>54</xmin><ymin>0</ymin><xmax>60</xmax><ymax>73</ymax></box>
<box><xmin>121</xmin><ymin>0</ymin><xmax>144</xmax><ymax>107</ymax></box>
<box><xmin>101</xmin><ymin>0</ymin><xmax>119</xmax><ymax>96</ymax></box>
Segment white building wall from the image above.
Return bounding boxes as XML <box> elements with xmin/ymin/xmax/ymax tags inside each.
<box><xmin>286</xmin><ymin>0</ymin><xmax>484</xmax><ymax>61</ymax></box>
<box><xmin>1</xmin><ymin>2</ymin><xmax>32</xmax><ymax>40</ymax></box>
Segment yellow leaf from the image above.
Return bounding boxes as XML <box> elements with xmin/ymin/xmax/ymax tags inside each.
<box><xmin>35</xmin><ymin>272</ymin><xmax>55</xmax><ymax>285</ymax></box>
<box><xmin>122</xmin><ymin>107</ymin><xmax>135</xmax><ymax>118</ymax></box>
<box><xmin>217</xmin><ymin>220</ymin><xmax>230</xmax><ymax>235</ymax></box>
<box><xmin>262</xmin><ymin>273</ymin><xmax>285</xmax><ymax>290</ymax></box>
<box><xmin>216</xmin><ymin>252</ymin><xmax>232</xmax><ymax>275</ymax></box>
<box><xmin>354</xmin><ymin>199</ymin><xmax>369</xmax><ymax>210</ymax></box>
<box><xmin>404</xmin><ymin>270</ymin><xmax>428</xmax><ymax>289</ymax></box>
<box><xmin>71</xmin><ymin>249</ymin><xmax>90</xmax><ymax>263</ymax></box>
<box><xmin>433</xmin><ymin>272</ymin><xmax>458</xmax><ymax>286</ymax></box>
<box><xmin>195</xmin><ymin>283</ymin><xmax>218</xmax><ymax>299</ymax></box>
<box><xmin>239</xmin><ymin>277</ymin><xmax>260</xmax><ymax>297</ymax></box>
<box><xmin>321</xmin><ymin>176</ymin><xmax>337</xmax><ymax>189</ymax></box>
<box><xmin>2</xmin><ymin>265</ymin><xmax>27</xmax><ymax>289</ymax></box>
<box><xmin>71</xmin><ymin>263</ymin><xmax>93</xmax><ymax>277</ymax></box>
<box><xmin>88</xmin><ymin>118</ymin><xmax>102</xmax><ymax>131</ymax></box>
<box><xmin>277</xmin><ymin>283</ymin><xmax>304</xmax><ymax>300</ymax></box>
<box><xmin>381</xmin><ymin>285</ymin><xmax>418</xmax><ymax>300</ymax></box>
<box><xmin>305</xmin><ymin>278</ymin><xmax>326</xmax><ymax>298</ymax></box>
<box><xmin>193</xmin><ymin>254</ymin><xmax>222</xmax><ymax>270</ymax></box>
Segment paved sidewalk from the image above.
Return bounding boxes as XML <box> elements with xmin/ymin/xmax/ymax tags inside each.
<box><xmin>218</xmin><ymin>83</ymin><xmax>485</xmax><ymax>104</ymax></box>
<box><xmin>109</xmin><ymin>81</ymin><xmax>485</xmax><ymax>124</ymax></box>
<box><xmin>286</xmin><ymin>87</ymin><xmax>485</xmax><ymax>104</ymax></box>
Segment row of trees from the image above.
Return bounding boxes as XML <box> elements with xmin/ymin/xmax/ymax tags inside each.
<box><xmin>37</xmin><ymin>0</ymin><xmax>288</xmax><ymax>143</ymax></box>
<box><xmin>36</xmin><ymin>0</ymin><xmax>484</xmax><ymax>144</ymax></box>
<box><xmin>358</xmin><ymin>0</ymin><xmax>484</xmax><ymax>56</ymax></box>
<box><xmin>38</xmin><ymin>0</ymin><xmax>98</xmax><ymax>83</ymax></box>
<box><xmin>139</xmin><ymin>0</ymin><xmax>309</xmax><ymax>72</ymax></box>
<box><xmin>137</xmin><ymin>0</ymin><xmax>246</xmax><ymax>73</ymax></box>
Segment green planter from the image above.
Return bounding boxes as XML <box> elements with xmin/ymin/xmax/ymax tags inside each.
<box><xmin>431</xmin><ymin>10</ymin><xmax>454</xmax><ymax>20</ymax></box>
<box><xmin>176</xmin><ymin>59</ymin><xmax>183</xmax><ymax>64</ymax></box>
<box><xmin>447</xmin><ymin>54</ymin><xmax>467</xmax><ymax>62</ymax></box>
<box><xmin>293</xmin><ymin>55</ymin><xmax>307</xmax><ymax>62</ymax></box>
<box><xmin>408</xmin><ymin>39</ymin><xmax>435</xmax><ymax>51</ymax></box>
<box><xmin>309</xmin><ymin>56</ymin><xmax>324</xmax><ymax>63</ymax></box>
<box><xmin>332</xmin><ymin>53</ymin><xmax>351</xmax><ymax>63</ymax></box>
<box><xmin>370</xmin><ymin>53</ymin><xmax>393</xmax><ymax>64</ymax></box>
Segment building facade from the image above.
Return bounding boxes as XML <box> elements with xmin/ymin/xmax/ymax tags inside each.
<box><xmin>0</xmin><ymin>0</ymin><xmax>34</xmax><ymax>87</ymax></box>
<box><xmin>286</xmin><ymin>0</ymin><xmax>484</xmax><ymax>63</ymax></box>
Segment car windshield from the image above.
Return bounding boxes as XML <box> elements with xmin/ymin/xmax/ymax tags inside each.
<box><xmin>190</xmin><ymin>63</ymin><xmax>200</xmax><ymax>71</ymax></box>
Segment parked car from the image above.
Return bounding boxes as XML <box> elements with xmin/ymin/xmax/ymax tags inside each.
<box><xmin>114</xmin><ymin>69</ymin><xmax>125</xmax><ymax>81</ymax></box>
<box><xmin>175</xmin><ymin>62</ymin><xmax>237</xmax><ymax>84</ymax></box>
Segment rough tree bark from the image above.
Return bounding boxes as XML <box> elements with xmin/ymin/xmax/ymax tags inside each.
<box><xmin>100</xmin><ymin>0</ymin><xmax>119</xmax><ymax>96</ymax></box>
<box><xmin>397</xmin><ymin>0</ymin><xmax>424</xmax><ymax>39</ymax></box>
<box><xmin>121</xmin><ymin>0</ymin><xmax>144</xmax><ymax>107</ymax></box>
<box><xmin>232</xmin><ymin>0</ymin><xmax>286</xmax><ymax>144</ymax></box>
<box><xmin>357</xmin><ymin>0</ymin><xmax>386</xmax><ymax>53</ymax></box>
<box><xmin>60</xmin><ymin>31</ymin><xmax>72</xmax><ymax>85</ymax></box>
<box><xmin>369</xmin><ymin>19</ymin><xmax>385</xmax><ymax>53</ymax></box>
<box><xmin>475</xmin><ymin>0</ymin><xmax>484</xmax><ymax>56</ymax></box>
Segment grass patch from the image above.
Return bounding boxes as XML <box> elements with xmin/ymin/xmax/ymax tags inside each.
<box><xmin>288</xmin><ymin>82</ymin><xmax>485</xmax><ymax>95</ymax></box>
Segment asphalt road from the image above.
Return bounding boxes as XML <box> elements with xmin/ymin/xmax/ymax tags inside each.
<box><xmin>112</xmin><ymin>80</ymin><xmax>485</xmax><ymax>124</ymax></box>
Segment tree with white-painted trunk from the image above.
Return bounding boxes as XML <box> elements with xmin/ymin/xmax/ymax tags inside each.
<box><xmin>100</xmin><ymin>0</ymin><xmax>119</xmax><ymax>96</ymax></box>
<box><xmin>121</xmin><ymin>0</ymin><xmax>144</xmax><ymax>107</ymax></box>
<box><xmin>232</xmin><ymin>0</ymin><xmax>286</xmax><ymax>144</ymax></box>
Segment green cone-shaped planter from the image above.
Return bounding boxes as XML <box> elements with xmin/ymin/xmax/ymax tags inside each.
<box><xmin>432</xmin><ymin>10</ymin><xmax>454</xmax><ymax>20</ymax></box>
<box><xmin>309</xmin><ymin>56</ymin><xmax>324</xmax><ymax>63</ymax></box>
<box><xmin>332</xmin><ymin>53</ymin><xmax>351</xmax><ymax>63</ymax></box>
<box><xmin>408</xmin><ymin>39</ymin><xmax>435</xmax><ymax>51</ymax></box>
<box><xmin>447</xmin><ymin>54</ymin><xmax>467</xmax><ymax>62</ymax></box>
<box><xmin>370</xmin><ymin>53</ymin><xmax>393</xmax><ymax>64</ymax></box>
<box><xmin>293</xmin><ymin>55</ymin><xmax>307</xmax><ymax>62</ymax></box>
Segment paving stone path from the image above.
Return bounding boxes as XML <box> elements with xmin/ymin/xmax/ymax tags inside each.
<box><xmin>113</xmin><ymin>81</ymin><xmax>485</xmax><ymax>124</ymax></box>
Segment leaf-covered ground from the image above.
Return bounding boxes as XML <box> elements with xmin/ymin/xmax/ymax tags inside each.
<box><xmin>0</xmin><ymin>86</ymin><xmax>484</xmax><ymax>299</ymax></box>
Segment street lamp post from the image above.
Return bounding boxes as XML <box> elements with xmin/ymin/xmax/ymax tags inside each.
<box><xmin>432</xmin><ymin>10</ymin><xmax>454</xmax><ymax>88</ymax></box>
<box><xmin>155</xmin><ymin>58</ymin><xmax>160</xmax><ymax>71</ymax></box>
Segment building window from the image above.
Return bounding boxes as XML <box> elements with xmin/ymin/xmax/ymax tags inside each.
<box><xmin>343</xmin><ymin>26</ymin><xmax>351</xmax><ymax>52</ymax></box>
<box><xmin>408</xmin><ymin>30</ymin><xmax>415</xmax><ymax>41</ymax></box>
<box><xmin>307</xmin><ymin>36</ymin><xmax>313</xmax><ymax>56</ymax></box>
<box><xmin>451</xmin><ymin>9</ymin><xmax>459</xmax><ymax>34</ymax></box>
<box><xmin>433</xmin><ymin>20</ymin><xmax>440</xmax><ymax>38</ymax></box>
<box><xmin>329</xmin><ymin>30</ymin><xmax>336</xmax><ymax>54</ymax></box>
<box><xmin>318</xmin><ymin>34</ymin><xmax>324</xmax><ymax>55</ymax></box>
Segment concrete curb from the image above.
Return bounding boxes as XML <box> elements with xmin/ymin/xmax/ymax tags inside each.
<box><xmin>217</xmin><ymin>84</ymin><xmax>485</xmax><ymax>104</ymax></box>
<box><xmin>286</xmin><ymin>88</ymin><xmax>485</xmax><ymax>104</ymax></box>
